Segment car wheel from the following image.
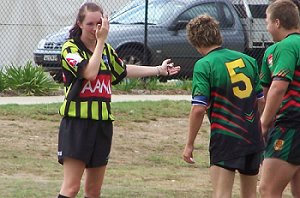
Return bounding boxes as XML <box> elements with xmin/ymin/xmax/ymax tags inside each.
<box><xmin>50</xmin><ymin>70</ymin><xmax>63</xmax><ymax>83</ymax></box>
<box><xmin>118</xmin><ymin>48</ymin><xmax>145</xmax><ymax>65</ymax></box>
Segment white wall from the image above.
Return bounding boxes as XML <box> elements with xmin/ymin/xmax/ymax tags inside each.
<box><xmin>0</xmin><ymin>0</ymin><xmax>130</xmax><ymax>67</ymax></box>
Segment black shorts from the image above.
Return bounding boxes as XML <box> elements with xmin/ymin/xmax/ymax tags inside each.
<box><xmin>212</xmin><ymin>152</ymin><xmax>262</xmax><ymax>176</ymax></box>
<box><xmin>58</xmin><ymin>117</ymin><xmax>113</xmax><ymax>168</ymax></box>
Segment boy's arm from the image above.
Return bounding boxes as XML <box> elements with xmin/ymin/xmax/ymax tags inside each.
<box><xmin>183</xmin><ymin>105</ymin><xmax>207</xmax><ymax>164</ymax></box>
<box><xmin>261</xmin><ymin>80</ymin><xmax>289</xmax><ymax>136</ymax></box>
<box><xmin>257</xmin><ymin>97</ymin><xmax>265</xmax><ymax>116</ymax></box>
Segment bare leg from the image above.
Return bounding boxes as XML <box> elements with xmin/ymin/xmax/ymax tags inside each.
<box><xmin>259</xmin><ymin>158</ymin><xmax>298</xmax><ymax>198</ymax></box>
<box><xmin>59</xmin><ymin>158</ymin><xmax>86</xmax><ymax>197</ymax></box>
<box><xmin>291</xmin><ymin>168</ymin><xmax>300</xmax><ymax>198</ymax></box>
<box><xmin>84</xmin><ymin>165</ymin><xmax>107</xmax><ymax>198</ymax></box>
<box><xmin>210</xmin><ymin>165</ymin><xmax>235</xmax><ymax>198</ymax></box>
<box><xmin>240</xmin><ymin>173</ymin><xmax>258</xmax><ymax>198</ymax></box>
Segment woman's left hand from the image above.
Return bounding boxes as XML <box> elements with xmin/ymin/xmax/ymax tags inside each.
<box><xmin>159</xmin><ymin>59</ymin><xmax>181</xmax><ymax>76</ymax></box>
<box><xmin>96</xmin><ymin>15</ymin><xmax>109</xmax><ymax>42</ymax></box>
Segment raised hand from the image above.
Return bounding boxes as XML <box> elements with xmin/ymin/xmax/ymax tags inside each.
<box><xmin>159</xmin><ymin>59</ymin><xmax>181</xmax><ymax>76</ymax></box>
<box><xmin>96</xmin><ymin>15</ymin><xmax>109</xmax><ymax>42</ymax></box>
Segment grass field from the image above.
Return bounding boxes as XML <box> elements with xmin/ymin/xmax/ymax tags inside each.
<box><xmin>0</xmin><ymin>101</ymin><xmax>293</xmax><ymax>197</ymax></box>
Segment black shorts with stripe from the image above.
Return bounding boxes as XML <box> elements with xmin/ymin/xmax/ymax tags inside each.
<box><xmin>212</xmin><ymin>152</ymin><xmax>263</xmax><ymax>176</ymax></box>
<box><xmin>58</xmin><ymin>117</ymin><xmax>113</xmax><ymax>168</ymax></box>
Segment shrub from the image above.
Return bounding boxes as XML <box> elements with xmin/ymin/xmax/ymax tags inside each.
<box><xmin>114</xmin><ymin>78</ymin><xmax>143</xmax><ymax>91</ymax></box>
<box><xmin>113</xmin><ymin>78</ymin><xmax>192</xmax><ymax>93</ymax></box>
<box><xmin>0</xmin><ymin>69</ymin><xmax>8</xmax><ymax>92</ymax></box>
<box><xmin>4</xmin><ymin>61</ymin><xmax>59</xmax><ymax>96</ymax></box>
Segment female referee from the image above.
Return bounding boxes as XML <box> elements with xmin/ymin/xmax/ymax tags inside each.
<box><xmin>57</xmin><ymin>2</ymin><xmax>180</xmax><ymax>198</ymax></box>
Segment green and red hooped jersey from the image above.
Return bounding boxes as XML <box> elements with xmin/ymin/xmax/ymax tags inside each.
<box><xmin>59</xmin><ymin>37</ymin><xmax>127</xmax><ymax>121</ymax></box>
<box><xmin>192</xmin><ymin>47</ymin><xmax>264</xmax><ymax>163</ymax></box>
<box><xmin>262</xmin><ymin>33</ymin><xmax>300</xmax><ymax>128</ymax></box>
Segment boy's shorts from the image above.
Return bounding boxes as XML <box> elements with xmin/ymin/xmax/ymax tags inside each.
<box><xmin>58</xmin><ymin>117</ymin><xmax>113</xmax><ymax>168</ymax></box>
<box><xmin>264</xmin><ymin>126</ymin><xmax>300</xmax><ymax>165</ymax></box>
<box><xmin>212</xmin><ymin>152</ymin><xmax>262</xmax><ymax>175</ymax></box>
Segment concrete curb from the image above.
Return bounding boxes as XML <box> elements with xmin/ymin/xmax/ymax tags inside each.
<box><xmin>0</xmin><ymin>95</ymin><xmax>190</xmax><ymax>105</ymax></box>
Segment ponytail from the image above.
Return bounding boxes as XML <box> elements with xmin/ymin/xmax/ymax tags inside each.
<box><xmin>69</xmin><ymin>24</ymin><xmax>81</xmax><ymax>39</ymax></box>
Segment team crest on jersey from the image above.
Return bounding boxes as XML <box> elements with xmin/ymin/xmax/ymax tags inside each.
<box><xmin>267</xmin><ymin>54</ymin><xmax>273</xmax><ymax>67</ymax></box>
<box><xmin>274</xmin><ymin>139</ymin><xmax>284</xmax><ymax>151</ymax></box>
<box><xmin>103</xmin><ymin>55</ymin><xmax>109</xmax><ymax>64</ymax></box>
<box><xmin>66</xmin><ymin>53</ymin><xmax>83</xmax><ymax>68</ymax></box>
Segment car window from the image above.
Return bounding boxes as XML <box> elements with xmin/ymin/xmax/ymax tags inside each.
<box><xmin>177</xmin><ymin>3</ymin><xmax>219</xmax><ymax>22</ymax></box>
<box><xmin>219</xmin><ymin>3</ymin><xmax>234</xmax><ymax>28</ymax></box>
<box><xmin>177</xmin><ymin>2</ymin><xmax>234</xmax><ymax>28</ymax></box>
<box><xmin>111</xmin><ymin>1</ymin><xmax>184</xmax><ymax>25</ymax></box>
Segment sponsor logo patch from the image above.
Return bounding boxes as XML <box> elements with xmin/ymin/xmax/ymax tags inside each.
<box><xmin>79</xmin><ymin>74</ymin><xmax>112</xmax><ymax>98</ymax></box>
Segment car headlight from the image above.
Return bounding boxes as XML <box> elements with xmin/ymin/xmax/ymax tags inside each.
<box><xmin>37</xmin><ymin>39</ymin><xmax>46</xmax><ymax>49</ymax></box>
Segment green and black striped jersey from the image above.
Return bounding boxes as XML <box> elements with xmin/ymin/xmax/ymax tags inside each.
<box><xmin>269</xmin><ymin>33</ymin><xmax>300</xmax><ymax>127</ymax></box>
<box><xmin>192</xmin><ymin>47</ymin><xmax>264</xmax><ymax>163</ymax></box>
<box><xmin>59</xmin><ymin>37</ymin><xmax>127</xmax><ymax>120</ymax></box>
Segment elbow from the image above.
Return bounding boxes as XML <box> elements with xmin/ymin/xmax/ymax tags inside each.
<box><xmin>85</xmin><ymin>74</ymin><xmax>97</xmax><ymax>81</ymax></box>
<box><xmin>270</xmin><ymin>81</ymin><xmax>289</xmax><ymax>96</ymax></box>
<box><xmin>82</xmin><ymin>71</ymin><xmax>98</xmax><ymax>81</ymax></box>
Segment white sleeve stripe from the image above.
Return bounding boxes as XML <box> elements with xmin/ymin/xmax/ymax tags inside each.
<box><xmin>192</xmin><ymin>103</ymin><xmax>207</xmax><ymax>107</ymax></box>
<box><xmin>191</xmin><ymin>99</ymin><xmax>207</xmax><ymax>106</ymax></box>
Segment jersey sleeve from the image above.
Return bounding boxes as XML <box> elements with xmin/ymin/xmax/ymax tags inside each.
<box><xmin>61</xmin><ymin>40</ymin><xmax>88</xmax><ymax>79</ymax></box>
<box><xmin>260</xmin><ymin>49</ymin><xmax>273</xmax><ymax>88</ymax></box>
<box><xmin>272</xmin><ymin>44</ymin><xmax>296</xmax><ymax>82</ymax></box>
<box><xmin>105</xmin><ymin>44</ymin><xmax>127</xmax><ymax>85</ymax></box>
<box><xmin>191</xmin><ymin>60</ymin><xmax>210</xmax><ymax>106</ymax></box>
<box><xmin>253</xmin><ymin>60</ymin><xmax>264</xmax><ymax>99</ymax></box>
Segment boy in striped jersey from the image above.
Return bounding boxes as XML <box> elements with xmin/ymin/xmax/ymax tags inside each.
<box><xmin>259</xmin><ymin>0</ymin><xmax>300</xmax><ymax>197</ymax></box>
<box><xmin>183</xmin><ymin>14</ymin><xmax>265</xmax><ymax>198</ymax></box>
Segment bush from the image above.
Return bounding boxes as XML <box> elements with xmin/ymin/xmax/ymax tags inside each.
<box><xmin>3</xmin><ymin>61</ymin><xmax>59</xmax><ymax>96</ymax></box>
<box><xmin>0</xmin><ymin>69</ymin><xmax>8</xmax><ymax>92</ymax></box>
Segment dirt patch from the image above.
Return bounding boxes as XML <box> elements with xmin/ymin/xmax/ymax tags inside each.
<box><xmin>0</xmin><ymin>115</ymin><xmax>293</xmax><ymax>197</ymax></box>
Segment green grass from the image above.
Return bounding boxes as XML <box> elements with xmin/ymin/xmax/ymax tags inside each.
<box><xmin>0</xmin><ymin>101</ymin><xmax>293</xmax><ymax>198</ymax></box>
<box><xmin>0</xmin><ymin>101</ymin><xmax>190</xmax><ymax>122</ymax></box>
<box><xmin>113</xmin><ymin>78</ymin><xmax>192</xmax><ymax>92</ymax></box>
<box><xmin>113</xmin><ymin>100</ymin><xmax>190</xmax><ymax>123</ymax></box>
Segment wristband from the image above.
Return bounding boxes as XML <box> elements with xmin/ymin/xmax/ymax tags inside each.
<box><xmin>156</xmin><ymin>66</ymin><xmax>161</xmax><ymax>76</ymax></box>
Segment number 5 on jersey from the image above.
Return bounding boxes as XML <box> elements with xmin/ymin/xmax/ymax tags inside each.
<box><xmin>225</xmin><ymin>58</ymin><xmax>253</xmax><ymax>99</ymax></box>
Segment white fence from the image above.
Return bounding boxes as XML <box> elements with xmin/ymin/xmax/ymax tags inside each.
<box><xmin>0</xmin><ymin>0</ymin><xmax>130</xmax><ymax>67</ymax></box>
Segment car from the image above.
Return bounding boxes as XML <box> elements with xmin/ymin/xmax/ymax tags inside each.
<box><xmin>33</xmin><ymin>26</ymin><xmax>70</xmax><ymax>81</ymax></box>
<box><xmin>33</xmin><ymin>0</ymin><xmax>268</xmax><ymax>81</ymax></box>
